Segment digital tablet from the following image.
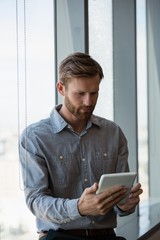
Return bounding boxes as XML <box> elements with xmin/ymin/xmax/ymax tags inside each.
<box><xmin>96</xmin><ymin>172</ymin><xmax>137</xmax><ymax>204</ymax></box>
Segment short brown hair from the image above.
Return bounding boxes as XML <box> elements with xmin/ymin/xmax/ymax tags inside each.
<box><xmin>59</xmin><ymin>52</ymin><xmax>104</xmax><ymax>85</ymax></box>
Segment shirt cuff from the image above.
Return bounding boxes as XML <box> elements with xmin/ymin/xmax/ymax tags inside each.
<box><xmin>66</xmin><ymin>199</ymin><xmax>82</xmax><ymax>220</ymax></box>
<box><xmin>114</xmin><ymin>205</ymin><xmax>135</xmax><ymax>216</ymax></box>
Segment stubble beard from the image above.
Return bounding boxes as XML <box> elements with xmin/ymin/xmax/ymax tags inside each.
<box><xmin>65</xmin><ymin>96</ymin><xmax>94</xmax><ymax>121</ymax></box>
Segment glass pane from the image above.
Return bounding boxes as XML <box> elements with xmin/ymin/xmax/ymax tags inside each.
<box><xmin>56</xmin><ymin>0</ymin><xmax>85</xmax><ymax>61</ymax></box>
<box><xmin>89</xmin><ymin>0</ymin><xmax>113</xmax><ymax>120</ymax></box>
<box><xmin>136</xmin><ymin>0</ymin><xmax>149</xmax><ymax>201</ymax></box>
<box><xmin>0</xmin><ymin>1</ymin><xmax>55</xmax><ymax>239</ymax></box>
<box><xmin>88</xmin><ymin>0</ymin><xmax>113</xmax><ymax>120</ymax></box>
<box><xmin>56</xmin><ymin>0</ymin><xmax>86</xmax><ymax>104</ymax></box>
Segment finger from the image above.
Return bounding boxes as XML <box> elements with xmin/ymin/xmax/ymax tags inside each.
<box><xmin>100</xmin><ymin>185</ymin><xmax>127</xmax><ymax>198</ymax></box>
<box><xmin>130</xmin><ymin>183</ymin><xmax>142</xmax><ymax>193</ymax></box>
<box><xmin>103</xmin><ymin>188</ymin><xmax>128</xmax><ymax>205</ymax></box>
<box><xmin>129</xmin><ymin>188</ymin><xmax>143</xmax><ymax>199</ymax></box>
<box><xmin>128</xmin><ymin>196</ymin><xmax>140</xmax><ymax>205</ymax></box>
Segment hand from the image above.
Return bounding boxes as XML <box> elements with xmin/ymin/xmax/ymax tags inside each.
<box><xmin>78</xmin><ymin>183</ymin><xmax>128</xmax><ymax>216</ymax></box>
<box><xmin>117</xmin><ymin>183</ymin><xmax>143</xmax><ymax>211</ymax></box>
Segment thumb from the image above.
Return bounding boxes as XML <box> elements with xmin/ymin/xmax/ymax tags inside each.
<box><xmin>87</xmin><ymin>182</ymin><xmax>98</xmax><ymax>194</ymax></box>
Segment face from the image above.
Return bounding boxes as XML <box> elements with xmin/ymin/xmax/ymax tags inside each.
<box><xmin>58</xmin><ymin>75</ymin><xmax>100</xmax><ymax>121</ymax></box>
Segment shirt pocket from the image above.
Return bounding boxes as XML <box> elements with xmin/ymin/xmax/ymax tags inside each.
<box><xmin>88</xmin><ymin>150</ymin><xmax>118</xmax><ymax>182</ymax></box>
<box><xmin>50</xmin><ymin>152</ymin><xmax>81</xmax><ymax>185</ymax></box>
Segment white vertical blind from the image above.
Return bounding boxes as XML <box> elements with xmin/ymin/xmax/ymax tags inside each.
<box><xmin>0</xmin><ymin>1</ymin><xmax>55</xmax><ymax>239</ymax></box>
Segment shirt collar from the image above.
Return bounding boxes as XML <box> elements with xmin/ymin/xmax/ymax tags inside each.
<box><xmin>50</xmin><ymin>104</ymin><xmax>101</xmax><ymax>134</ymax></box>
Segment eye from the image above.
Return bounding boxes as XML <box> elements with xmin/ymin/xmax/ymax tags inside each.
<box><xmin>77</xmin><ymin>92</ymin><xmax>85</xmax><ymax>96</ymax></box>
<box><xmin>91</xmin><ymin>92</ymin><xmax>98</xmax><ymax>95</ymax></box>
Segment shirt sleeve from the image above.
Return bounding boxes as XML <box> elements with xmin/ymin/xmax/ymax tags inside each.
<box><xmin>19</xmin><ymin>130</ymin><xmax>82</xmax><ymax>225</ymax></box>
<box><xmin>115</xmin><ymin>126</ymin><xmax>130</xmax><ymax>173</ymax></box>
<box><xmin>114</xmin><ymin>127</ymin><xmax>135</xmax><ymax>216</ymax></box>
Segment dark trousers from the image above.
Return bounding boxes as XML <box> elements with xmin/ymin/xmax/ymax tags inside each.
<box><xmin>40</xmin><ymin>229</ymin><xmax>126</xmax><ymax>240</ymax></box>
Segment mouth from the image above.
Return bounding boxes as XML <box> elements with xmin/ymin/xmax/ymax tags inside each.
<box><xmin>81</xmin><ymin>108</ymin><xmax>92</xmax><ymax>114</ymax></box>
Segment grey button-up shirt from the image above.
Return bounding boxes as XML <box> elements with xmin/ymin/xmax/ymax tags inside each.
<box><xmin>19</xmin><ymin>105</ymin><xmax>132</xmax><ymax>232</ymax></box>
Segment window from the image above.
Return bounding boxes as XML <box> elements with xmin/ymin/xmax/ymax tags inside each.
<box><xmin>0</xmin><ymin>1</ymin><xmax>55</xmax><ymax>239</ymax></box>
<box><xmin>89</xmin><ymin>0</ymin><xmax>113</xmax><ymax>120</ymax></box>
<box><xmin>1</xmin><ymin>1</ymin><xmax>157</xmax><ymax>239</ymax></box>
<box><xmin>136</xmin><ymin>0</ymin><xmax>148</xmax><ymax>201</ymax></box>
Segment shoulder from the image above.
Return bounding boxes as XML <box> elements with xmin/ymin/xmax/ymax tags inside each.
<box><xmin>92</xmin><ymin>114</ymin><xmax>127</xmax><ymax>140</ymax></box>
<box><xmin>92</xmin><ymin>114</ymin><xmax>121</xmax><ymax>130</ymax></box>
<box><xmin>20</xmin><ymin>117</ymin><xmax>51</xmax><ymax>141</ymax></box>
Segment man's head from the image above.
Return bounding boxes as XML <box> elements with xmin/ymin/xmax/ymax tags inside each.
<box><xmin>59</xmin><ymin>52</ymin><xmax>104</xmax><ymax>86</ymax></box>
<box><xmin>57</xmin><ymin>52</ymin><xmax>104</xmax><ymax>122</ymax></box>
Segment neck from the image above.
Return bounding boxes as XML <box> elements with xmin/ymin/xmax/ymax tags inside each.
<box><xmin>59</xmin><ymin>106</ymin><xmax>87</xmax><ymax>133</ymax></box>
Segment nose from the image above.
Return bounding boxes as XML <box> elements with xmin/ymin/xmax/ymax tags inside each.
<box><xmin>83</xmin><ymin>94</ymin><xmax>92</xmax><ymax>106</ymax></box>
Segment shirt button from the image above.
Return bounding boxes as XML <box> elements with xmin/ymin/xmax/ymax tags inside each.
<box><xmin>59</xmin><ymin>155</ymin><xmax>63</xmax><ymax>160</ymax></box>
<box><xmin>103</xmin><ymin>153</ymin><xmax>107</xmax><ymax>157</ymax></box>
<box><xmin>84</xmin><ymin>178</ymin><xmax>88</xmax><ymax>182</ymax></box>
<box><xmin>92</xmin><ymin>220</ymin><xmax>95</xmax><ymax>224</ymax></box>
<box><xmin>82</xmin><ymin>158</ymin><xmax>85</xmax><ymax>161</ymax></box>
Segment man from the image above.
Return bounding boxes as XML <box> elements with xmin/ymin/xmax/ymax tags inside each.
<box><xmin>19</xmin><ymin>52</ymin><xmax>143</xmax><ymax>240</ymax></box>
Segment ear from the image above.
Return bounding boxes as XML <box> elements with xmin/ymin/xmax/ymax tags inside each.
<box><xmin>56</xmin><ymin>82</ymin><xmax>65</xmax><ymax>96</ymax></box>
